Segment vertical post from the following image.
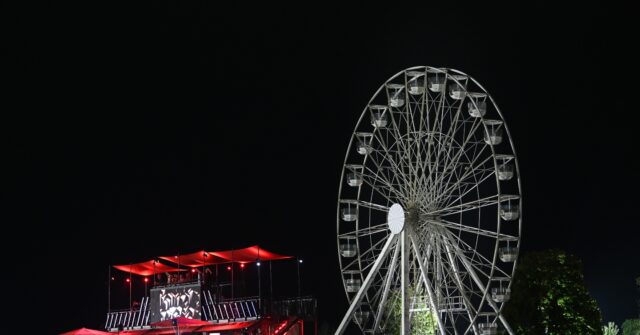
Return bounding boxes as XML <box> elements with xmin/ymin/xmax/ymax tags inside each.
<box><xmin>216</xmin><ymin>264</ymin><xmax>220</xmax><ymax>302</ymax></box>
<box><xmin>231</xmin><ymin>250</ymin><xmax>235</xmax><ymax>300</ymax></box>
<box><xmin>269</xmin><ymin>260</ymin><xmax>274</xmax><ymax>321</ymax></box>
<box><xmin>129</xmin><ymin>264</ymin><xmax>132</xmax><ymax>311</ymax></box>
<box><xmin>257</xmin><ymin>247</ymin><xmax>261</xmax><ymax>310</ymax></box>
<box><xmin>108</xmin><ymin>265</ymin><xmax>111</xmax><ymax>313</ymax></box>
<box><xmin>269</xmin><ymin>261</ymin><xmax>273</xmax><ymax>300</ymax></box>
<box><xmin>258</xmin><ymin>262</ymin><xmax>262</xmax><ymax>310</ymax></box>
<box><xmin>297</xmin><ymin>258</ymin><xmax>301</xmax><ymax>299</ymax></box>
<box><xmin>401</xmin><ymin>230</ymin><xmax>409</xmax><ymax>335</ymax></box>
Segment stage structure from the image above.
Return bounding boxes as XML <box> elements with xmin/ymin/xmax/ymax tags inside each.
<box><xmin>105</xmin><ymin>245</ymin><xmax>316</xmax><ymax>335</ymax></box>
<box><xmin>335</xmin><ymin>67</ymin><xmax>522</xmax><ymax>335</ymax></box>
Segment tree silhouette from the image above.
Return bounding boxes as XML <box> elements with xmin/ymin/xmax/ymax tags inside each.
<box><xmin>503</xmin><ymin>249</ymin><xmax>602</xmax><ymax>335</ymax></box>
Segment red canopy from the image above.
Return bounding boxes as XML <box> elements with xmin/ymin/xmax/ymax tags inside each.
<box><xmin>113</xmin><ymin>260</ymin><xmax>186</xmax><ymax>276</ymax></box>
<box><xmin>157</xmin><ymin>250</ymin><xmax>228</xmax><ymax>268</ymax></box>
<box><xmin>60</xmin><ymin>328</ymin><xmax>111</xmax><ymax>335</ymax></box>
<box><xmin>115</xmin><ymin>246</ymin><xmax>291</xmax><ymax>275</ymax></box>
<box><xmin>120</xmin><ymin>321</ymin><xmax>257</xmax><ymax>334</ymax></box>
<box><xmin>150</xmin><ymin>317</ymin><xmax>210</xmax><ymax>327</ymax></box>
<box><xmin>210</xmin><ymin>245</ymin><xmax>292</xmax><ymax>263</ymax></box>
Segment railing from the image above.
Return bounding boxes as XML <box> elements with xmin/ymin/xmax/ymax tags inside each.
<box><xmin>270</xmin><ymin>296</ymin><xmax>317</xmax><ymax>321</ymax></box>
<box><xmin>202</xmin><ymin>292</ymin><xmax>260</xmax><ymax>323</ymax></box>
<box><xmin>104</xmin><ymin>294</ymin><xmax>317</xmax><ymax>330</ymax></box>
<box><xmin>105</xmin><ymin>297</ymin><xmax>150</xmax><ymax>330</ymax></box>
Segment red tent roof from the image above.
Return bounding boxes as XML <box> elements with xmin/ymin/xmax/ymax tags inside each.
<box><xmin>157</xmin><ymin>250</ymin><xmax>228</xmax><ymax>268</ymax></box>
<box><xmin>113</xmin><ymin>260</ymin><xmax>185</xmax><ymax>276</ymax></box>
<box><xmin>115</xmin><ymin>246</ymin><xmax>291</xmax><ymax>275</ymax></box>
<box><xmin>210</xmin><ymin>245</ymin><xmax>292</xmax><ymax>263</ymax></box>
<box><xmin>119</xmin><ymin>321</ymin><xmax>257</xmax><ymax>334</ymax></box>
<box><xmin>60</xmin><ymin>328</ymin><xmax>111</xmax><ymax>335</ymax></box>
<box><xmin>150</xmin><ymin>317</ymin><xmax>211</xmax><ymax>327</ymax></box>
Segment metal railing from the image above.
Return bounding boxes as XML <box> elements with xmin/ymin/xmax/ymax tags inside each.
<box><xmin>104</xmin><ymin>294</ymin><xmax>317</xmax><ymax>330</ymax></box>
<box><xmin>105</xmin><ymin>297</ymin><xmax>150</xmax><ymax>330</ymax></box>
<box><xmin>202</xmin><ymin>291</ymin><xmax>260</xmax><ymax>322</ymax></box>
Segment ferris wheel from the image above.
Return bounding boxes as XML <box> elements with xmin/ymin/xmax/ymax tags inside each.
<box><xmin>335</xmin><ymin>66</ymin><xmax>521</xmax><ymax>335</ymax></box>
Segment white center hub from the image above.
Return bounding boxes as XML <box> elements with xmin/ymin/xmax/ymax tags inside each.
<box><xmin>387</xmin><ymin>203</ymin><xmax>405</xmax><ymax>234</ymax></box>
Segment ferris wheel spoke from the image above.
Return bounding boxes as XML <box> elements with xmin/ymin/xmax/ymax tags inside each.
<box><xmin>430</xmin><ymin>104</ymin><xmax>467</xmax><ymax>201</ymax></box>
<box><xmin>426</xmin><ymin>218</ymin><xmax>518</xmax><ymax>242</ymax></box>
<box><xmin>443</xmin><ymin>230</ymin><xmax>512</xmax><ymax>280</ymax></box>
<box><xmin>430</xmin><ymin>119</ymin><xmax>485</xmax><ymax>201</ymax></box>
<box><xmin>338</xmin><ymin>223</ymin><xmax>388</xmax><ymax>239</ymax></box>
<box><xmin>440</xmin><ymin>166</ymin><xmax>496</xmax><ymax>211</ymax></box>
<box><xmin>385</xmin><ymin>108</ymin><xmax>422</xmax><ymax>191</ymax></box>
<box><xmin>341</xmin><ymin>235</ymin><xmax>391</xmax><ymax>272</ymax></box>
<box><xmin>435</xmin><ymin>143</ymin><xmax>490</xmax><ymax>206</ymax></box>
<box><xmin>425</xmin><ymin>194</ymin><xmax>500</xmax><ymax>216</ymax></box>
<box><xmin>348</xmin><ymin>162</ymin><xmax>408</xmax><ymax>204</ymax></box>
<box><xmin>339</xmin><ymin>199</ymin><xmax>389</xmax><ymax>213</ymax></box>
<box><xmin>366</xmin><ymin>139</ymin><xmax>413</xmax><ymax>198</ymax></box>
<box><xmin>426</xmin><ymin>145</ymin><xmax>492</xmax><ymax>208</ymax></box>
<box><xmin>356</xmin><ymin>226</ymin><xmax>389</xmax><ymax>239</ymax></box>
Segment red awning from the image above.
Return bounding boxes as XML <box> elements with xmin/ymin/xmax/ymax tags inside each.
<box><xmin>116</xmin><ymin>246</ymin><xmax>291</xmax><ymax>275</ymax></box>
<box><xmin>150</xmin><ymin>317</ymin><xmax>211</xmax><ymax>327</ymax></box>
<box><xmin>60</xmin><ymin>328</ymin><xmax>111</xmax><ymax>335</ymax></box>
<box><xmin>113</xmin><ymin>260</ymin><xmax>186</xmax><ymax>276</ymax></box>
<box><xmin>119</xmin><ymin>321</ymin><xmax>257</xmax><ymax>334</ymax></box>
<box><xmin>210</xmin><ymin>245</ymin><xmax>292</xmax><ymax>263</ymax></box>
<box><xmin>157</xmin><ymin>250</ymin><xmax>228</xmax><ymax>268</ymax></box>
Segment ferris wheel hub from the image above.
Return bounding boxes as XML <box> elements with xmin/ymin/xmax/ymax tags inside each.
<box><xmin>387</xmin><ymin>203</ymin><xmax>405</xmax><ymax>234</ymax></box>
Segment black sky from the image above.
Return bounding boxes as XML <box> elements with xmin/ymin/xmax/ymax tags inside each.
<box><xmin>4</xmin><ymin>2</ymin><xmax>639</xmax><ymax>333</ymax></box>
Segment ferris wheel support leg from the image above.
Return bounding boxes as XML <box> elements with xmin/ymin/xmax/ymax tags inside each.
<box><xmin>443</xmin><ymin>232</ymin><xmax>514</xmax><ymax>335</ymax></box>
<box><xmin>373</xmin><ymin>241</ymin><xmax>401</xmax><ymax>333</ymax></box>
<box><xmin>401</xmin><ymin>230</ymin><xmax>411</xmax><ymax>335</ymax></box>
<box><xmin>408</xmin><ymin>231</ymin><xmax>447</xmax><ymax>335</ymax></box>
<box><xmin>334</xmin><ymin>234</ymin><xmax>398</xmax><ymax>335</ymax></box>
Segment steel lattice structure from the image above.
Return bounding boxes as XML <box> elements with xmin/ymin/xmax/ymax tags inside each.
<box><xmin>335</xmin><ymin>66</ymin><xmax>522</xmax><ymax>335</ymax></box>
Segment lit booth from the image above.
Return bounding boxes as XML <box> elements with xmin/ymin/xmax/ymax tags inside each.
<box><xmin>105</xmin><ymin>245</ymin><xmax>316</xmax><ymax>335</ymax></box>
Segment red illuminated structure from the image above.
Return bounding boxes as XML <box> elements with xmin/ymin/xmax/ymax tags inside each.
<box><xmin>102</xmin><ymin>245</ymin><xmax>316</xmax><ymax>335</ymax></box>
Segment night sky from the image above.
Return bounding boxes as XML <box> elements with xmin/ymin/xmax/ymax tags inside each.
<box><xmin>5</xmin><ymin>2</ymin><xmax>639</xmax><ymax>334</ymax></box>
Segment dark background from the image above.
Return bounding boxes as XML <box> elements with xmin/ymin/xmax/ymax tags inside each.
<box><xmin>4</xmin><ymin>2</ymin><xmax>639</xmax><ymax>333</ymax></box>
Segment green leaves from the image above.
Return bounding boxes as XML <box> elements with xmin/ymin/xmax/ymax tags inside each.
<box><xmin>603</xmin><ymin>322</ymin><xmax>620</xmax><ymax>335</ymax></box>
<box><xmin>503</xmin><ymin>249</ymin><xmax>603</xmax><ymax>335</ymax></box>
<box><xmin>622</xmin><ymin>319</ymin><xmax>640</xmax><ymax>335</ymax></box>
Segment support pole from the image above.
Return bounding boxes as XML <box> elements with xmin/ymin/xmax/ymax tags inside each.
<box><xmin>373</xmin><ymin>241</ymin><xmax>400</xmax><ymax>333</ymax></box>
<box><xmin>129</xmin><ymin>265</ymin><xmax>132</xmax><ymax>311</ymax></box>
<box><xmin>108</xmin><ymin>265</ymin><xmax>111</xmax><ymax>313</ymax></box>
<box><xmin>401</xmin><ymin>230</ymin><xmax>410</xmax><ymax>335</ymax></box>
